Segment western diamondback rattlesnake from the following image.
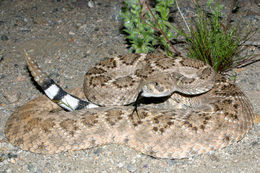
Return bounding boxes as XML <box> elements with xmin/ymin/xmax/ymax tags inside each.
<box><xmin>5</xmin><ymin>53</ymin><xmax>255</xmax><ymax>159</ymax></box>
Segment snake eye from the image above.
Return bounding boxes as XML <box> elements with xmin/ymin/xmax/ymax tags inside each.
<box><xmin>154</xmin><ymin>82</ymin><xmax>159</xmax><ymax>86</ymax></box>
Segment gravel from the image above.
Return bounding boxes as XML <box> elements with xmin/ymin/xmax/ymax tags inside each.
<box><xmin>0</xmin><ymin>0</ymin><xmax>259</xmax><ymax>172</ymax></box>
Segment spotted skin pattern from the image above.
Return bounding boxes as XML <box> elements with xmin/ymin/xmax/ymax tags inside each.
<box><xmin>5</xmin><ymin>52</ymin><xmax>254</xmax><ymax>159</ymax></box>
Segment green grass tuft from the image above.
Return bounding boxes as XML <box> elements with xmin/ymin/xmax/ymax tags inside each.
<box><xmin>176</xmin><ymin>0</ymin><xmax>255</xmax><ymax>72</ymax></box>
<box><xmin>120</xmin><ymin>0</ymin><xmax>257</xmax><ymax>72</ymax></box>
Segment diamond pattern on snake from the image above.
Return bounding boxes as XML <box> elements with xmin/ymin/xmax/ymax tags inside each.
<box><xmin>5</xmin><ymin>52</ymin><xmax>254</xmax><ymax>159</ymax></box>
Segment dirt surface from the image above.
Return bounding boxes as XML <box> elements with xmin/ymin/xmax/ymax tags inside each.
<box><xmin>0</xmin><ymin>0</ymin><xmax>259</xmax><ymax>172</ymax></box>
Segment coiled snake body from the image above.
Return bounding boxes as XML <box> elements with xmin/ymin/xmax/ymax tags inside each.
<box><xmin>5</xmin><ymin>53</ymin><xmax>254</xmax><ymax>159</ymax></box>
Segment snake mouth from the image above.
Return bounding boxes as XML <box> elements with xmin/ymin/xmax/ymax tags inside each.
<box><xmin>140</xmin><ymin>83</ymin><xmax>174</xmax><ymax>98</ymax></box>
<box><xmin>141</xmin><ymin>90</ymin><xmax>172</xmax><ymax>98</ymax></box>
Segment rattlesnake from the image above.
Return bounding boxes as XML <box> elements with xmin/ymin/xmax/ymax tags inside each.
<box><xmin>5</xmin><ymin>52</ymin><xmax>254</xmax><ymax>159</ymax></box>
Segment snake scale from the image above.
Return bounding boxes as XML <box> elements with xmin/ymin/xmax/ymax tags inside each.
<box><xmin>5</xmin><ymin>53</ymin><xmax>254</xmax><ymax>159</ymax></box>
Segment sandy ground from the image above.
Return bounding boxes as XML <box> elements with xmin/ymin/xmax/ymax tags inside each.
<box><xmin>0</xmin><ymin>0</ymin><xmax>259</xmax><ymax>172</ymax></box>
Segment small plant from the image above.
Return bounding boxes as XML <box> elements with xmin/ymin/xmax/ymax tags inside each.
<box><xmin>120</xmin><ymin>0</ymin><xmax>257</xmax><ymax>72</ymax></box>
<box><xmin>120</xmin><ymin>0</ymin><xmax>177</xmax><ymax>55</ymax></box>
<box><xmin>174</xmin><ymin>0</ymin><xmax>255</xmax><ymax>72</ymax></box>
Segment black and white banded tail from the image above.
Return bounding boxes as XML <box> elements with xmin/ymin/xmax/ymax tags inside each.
<box><xmin>24</xmin><ymin>50</ymin><xmax>98</xmax><ymax>111</ymax></box>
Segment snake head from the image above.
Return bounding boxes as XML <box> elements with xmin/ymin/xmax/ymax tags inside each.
<box><xmin>140</xmin><ymin>73</ymin><xmax>176</xmax><ymax>97</ymax></box>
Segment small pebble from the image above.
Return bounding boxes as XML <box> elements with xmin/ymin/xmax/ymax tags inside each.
<box><xmin>209</xmin><ymin>154</ymin><xmax>220</xmax><ymax>162</ymax></box>
<box><xmin>244</xmin><ymin>14</ymin><xmax>259</xmax><ymax>24</ymax></box>
<box><xmin>78</xmin><ymin>24</ymin><xmax>87</xmax><ymax>31</ymax></box>
<box><xmin>0</xmin><ymin>156</ymin><xmax>5</xmax><ymax>162</ymax></box>
<box><xmin>126</xmin><ymin>164</ymin><xmax>136</xmax><ymax>172</ymax></box>
<box><xmin>2</xmin><ymin>168</ymin><xmax>12</xmax><ymax>173</ymax></box>
<box><xmin>93</xmin><ymin>148</ymin><xmax>102</xmax><ymax>155</ymax></box>
<box><xmin>10</xmin><ymin>158</ymin><xmax>16</xmax><ymax>164</ymax></box>
<box><xmin>7</xmin><ymin>153</ymin><xmax>17</xmax><ymax>159</ymax></box>
<box><xmin>88</xmin><ymin>0</ymin><xmax>95</xmax><ymax>8</ymax></box>
<box><xmin>3</xmin><ymin>91</ymin><xmax>20</xmax><ymax>103</ymax></box>
<box><xmin>117</xmin><ymin>162</ymin><xmax>124</xmax><ymax>168</ymax></box>
<box><xmin>25</xmin><ymin>164</ymin><xmax>35</xmax><ymax>172</ymax></box>
<box><xmin>251</xmin><ymin>140</ymin><xmax>259</xmax><ymax>147</ymax></box>
<box><xmin>35</xmin><ymin>170</ymin><xmax>42</xmax><ymax>173</ymax></box>
<box><xmin>53</xmin><ymin>8</ymin><xmax>59</xmax><ymax>13</ymax></box>
<box><xmin>69</xmin><ymin>31</ymin><xmax>75</xmax><ymax>35</ymax></box>
<box><xmin>1</xmin><ymin>35</ymin><xmax>8</xmax><ymax>41</ymax></box>
<box><xmin>16</xmin><ymin>75</ymin><xmax>26</xmax><ymax>81</ymax></box>
<box><xmin>143</xmin><ymin>164</ymin><xmax>148</xmax><ymax>168</ymax></box>
<box><xmin>23</xmin><ymin>17</ymin><xmax>28</xmax><ymax>22</ymax></box>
